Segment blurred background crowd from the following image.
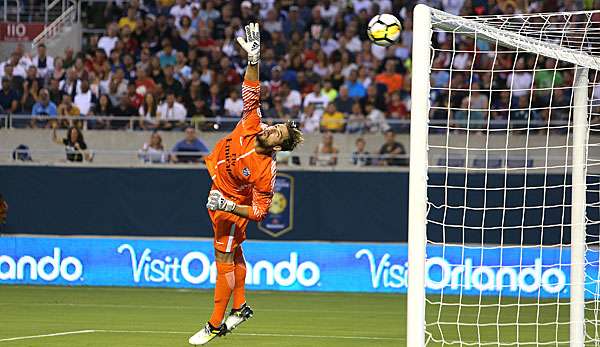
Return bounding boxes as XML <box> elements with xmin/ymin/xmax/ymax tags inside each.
<box><xmin>3</xmin><ymin>0</ymin><xmax>597</xmax><ymax>133</ymax></box>
<box><xmin>1</xmin><ymin>0</ymin><xmax>599</xmax><ymax>165</ymax></box>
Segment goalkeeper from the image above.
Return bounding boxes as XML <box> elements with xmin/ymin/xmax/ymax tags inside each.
<box><xmin>188</xmin><ymin>23</ymin><xmax>303</xmax><ymax>346</ymax></box>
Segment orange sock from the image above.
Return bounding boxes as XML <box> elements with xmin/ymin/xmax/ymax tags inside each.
<box><xmin>209</xmin><ymin>262</ymin><xmax>235</xmax><ymax>327</ymax></box>
<box><xmin>233</xmin><ymin>248</ymin><xmax>247</xmax><ymax>309</ymax></box>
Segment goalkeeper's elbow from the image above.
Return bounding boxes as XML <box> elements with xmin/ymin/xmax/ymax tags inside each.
<box><xmin>248</xmin><ymin>206</ymin><xmax>268</xmax><ymax>222</ymax></box>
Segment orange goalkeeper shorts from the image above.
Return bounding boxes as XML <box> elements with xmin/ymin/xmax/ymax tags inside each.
<box><xmin>208</xmin><ymin>209</ymin><xmax>249</xmax><ymax>253</ymax></box>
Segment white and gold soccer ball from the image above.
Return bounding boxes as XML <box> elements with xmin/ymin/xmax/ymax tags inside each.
<box><xmin>367</xmin><ymin>13</ymin><xmax>402</xmax><ymax>47</ymax></box>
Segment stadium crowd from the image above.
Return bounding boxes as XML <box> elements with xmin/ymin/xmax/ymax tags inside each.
<box><xmin>0</xmin><ymin>0</ymin><xmax>596</xmax><ymax>164</ymax></box>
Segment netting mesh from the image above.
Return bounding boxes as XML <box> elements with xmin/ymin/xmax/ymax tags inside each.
<box><xmin>422</xmin><ymin>9</ymin><xmax>600</xmax><ymax>346</ymax></box>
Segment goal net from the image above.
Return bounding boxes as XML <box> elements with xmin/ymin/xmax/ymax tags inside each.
<box><xmin>407</xmin><ymin>5</ymin><xmax>600</xmax><ymax>346</ymax></box>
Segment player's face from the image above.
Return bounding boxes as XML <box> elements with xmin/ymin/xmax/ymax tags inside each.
<box><xmin>257</xmin><ymin>124</ymin><xmax>289</xmax><ymax>150</ymax></box>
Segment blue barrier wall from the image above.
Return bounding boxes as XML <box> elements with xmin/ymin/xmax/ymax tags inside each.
<box><xmin>2</xmin><ymin>166</ymin><xmax>598</xmax><ymax>244</ymax></box>
<box><xmin>0</xmin><ymin>166</ymin><xmax>407</xmax><ymax>242</ymax></box>
<box><xmin>1</xmin><ymin>235</ymin><xmax>598</xmax><ymax>298</ymax></box>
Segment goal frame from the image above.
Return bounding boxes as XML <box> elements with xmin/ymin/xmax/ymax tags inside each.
<box><xmin>407</xmin><ymin>4</ymin><xmax>589</xmax><ymax>346</ymax></box>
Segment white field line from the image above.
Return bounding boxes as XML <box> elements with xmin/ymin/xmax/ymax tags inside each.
<box><xmin>93</xmin><ymin>329</ymin><xmax>405</xmax><ymax>341</ymax></box>
<box><xmin>0</xmin><ymin>329</ymin><xmax>404</xmax><ymax>342</ymax></box>
<box><xmin>0</xmin><ymin>301</ymin><xmax>404</xmax><ymax>316</ymax></box>
<box><xmin>0</xmin><ymin>330</ymin><xmax>95</xmax><ymax>342</ymax></box>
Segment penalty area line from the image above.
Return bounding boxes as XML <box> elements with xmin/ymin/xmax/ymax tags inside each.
<box><xmin>0</xmin><ymin>330</ymin><xmax>95</xmax><ymax>342</ymax></box>
<box><xmin>94</xmin><ymin>329</ymin><xmax>404</xmax><ymax>341</ymax></box>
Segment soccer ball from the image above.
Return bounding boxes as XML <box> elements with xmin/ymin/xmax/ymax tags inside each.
<box><xmin>367</xmin><ymin>14</ymin><xmax>402</xmax><ymax>47</ymax></box>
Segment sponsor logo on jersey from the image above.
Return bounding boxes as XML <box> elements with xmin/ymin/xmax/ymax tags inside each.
<box><xmin>242</xmin><ymin>167</ymin><xmax>251</xmax><ymax>177</ymax></box>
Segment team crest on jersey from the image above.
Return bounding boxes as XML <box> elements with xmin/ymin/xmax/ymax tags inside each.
<box><xmin>258</xmin><ymin>173</ymin><xmax>294</xmax><ymax>238</ymax></box>
<box><xmin>242</xmin><ymin>167</ymin><xmax>251</xmax><ymax>177</ymax></box>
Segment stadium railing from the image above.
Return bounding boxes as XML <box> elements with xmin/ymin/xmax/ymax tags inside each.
<box><xmin>0</xmin><ymin>114</ymin><xmax>580</xmax><ymax>131</ymax></box>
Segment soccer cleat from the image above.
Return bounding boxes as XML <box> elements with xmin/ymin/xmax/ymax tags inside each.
<box><xmin>188</xmin><ymin>322</ymin><xmax>227</xmax><ymax>345</ymax></box>
<box><xmin>224</xmin><ymin>303</ymin><xmax>254</xmax><ymax>332</ymax></box>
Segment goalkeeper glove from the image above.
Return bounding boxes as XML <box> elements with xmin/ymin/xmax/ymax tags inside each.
<box><xmin>206</xmin><ymin>190</ymin><xmax>236</xmax><ymax>212</ymax></box>
<box><xmin>236</xmin><ymin>22</ymin><xmax>260</xmax><ymax>65</ymax></box>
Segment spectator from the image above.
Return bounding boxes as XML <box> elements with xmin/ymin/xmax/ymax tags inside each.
<box><xmin>361</xmin><ymin>84</ymin><xmax>386</xmax><ymax>111</ymax></box>
<box><xmin>263</xmin><ymin>8</ymin><xmax>283</xmax><ymax>34</ymax></box>
<box><xmin>346</xmin><ymin>102</ymin><xmax>366</xmax><ymax>134</ymax></box>
<box><xmin>311</xmin><ymin>132</ymin><xmax>338</xmax><ymax>166</ymax></box>
<box><xmin>126</xmin><ymin>82</ymin><xmax>143</xmax><ymax>109</ymax></box>
<box><xmin>207</xmin><ymin>83</ymin><xmax>224</xmax><ymax>115</ymax></box>
<box><xmin>321</xmin><ymin>80</ymin><xmax>338</xmax><ymax>103</ymax></box>
<box><xmin>299</xmin><ymin>104</ymin><xmax>320</xmax><ymax>134</ymax></box>
<box><xmin>32</xmin><ymin>43</ymin><xmax>54</xmax><ymax>79</ymax></box>
<box><xmin>139</xmin><ymin>93</ymin><xmax>159</xmax><ymax>130</ymax></box>
<box><xmin>158</xmin><ymin>39</ymin><xmax>177</xmax><ymax>68</ymax></box>
<box><xmin>375</xmin><ymin>59</ymin><xmax>404</xmax><ymax>94</ymax></box>
<box><xmin>61</xmin><ymin>47</ymin><xmax>75</xmax><ymax>68</ymax></box>
<box><xmin>171</xmin><ymin>126</ymin><xmax>209</xmax><ymax>163</ymax></box>
<box><xmin>160</xmin><ymin>65</ymin><xmax>184</xmax><ymax>97</ymax></box>
<box><xmin>98</xmin><ymin>23</ymin><xmax>119</xmax><ymax>56</ymax></box>
<box><xmin>158</xmin><ymin>91</ymin><xmax>187</xmax><ymax>129</ymax></box>
<box><xmin>266</xmin><ymin>96</ymin><xmax>291</xmax><ymax>120</ymax></box>
<box><xmin>281</xmin><ymin>82</ymin><xmax>302</xmax><ymax>113</ymax></box>
<box><xmin>135</xmin><ymin>66</ymin><xmax>156</xmax><ymax>96</ymax></box>
<box><xmin>105</xmin><ymin>69</ymin><xmax>128</xmax><ymax>105</ymax></box>
<box><xmin>283</xmin><ymin>6</ymin><xmax>306</xmax><ymax>37</ymax></box>
<box><xmin>507</xmin><ymin>57</ymin><xmax>533</xmax><ymax>97</ymax></box>
<box><xmin>379</xmin><ymin>130</ymin><xmax>407</xmax><ymax>166</ymax></box>
<box><xmin>51</xmin><ymin>57</ymin><xmax>66</xmax><ymax>81</ymax></box>
<box><xmin>174</xmin><ymin>52</ymin><xmax>192</xmax><ymax>84</ymax></box>
<box><xmin>510</xmin><ymin>95</ymin><xmax>531</xmax><ymax>130</ymax></box>
<box><xmin>118</xmin><ymin>6</ymin><xmax>138</xmax><ymax>31</ymax></box>
<box><xmin>199</xmin><ymin>0</ymin><xmax>219</xmax><ymax>24</ymax></box>
<box><xmin>57</xmin><ymin>94</ymin><xmax>82</xmax><ymax>128</ymax></box>
<box><xmin>59</xmin><ymin>68</ymin><xmax>81</xmax><ymax>98</ymax></box>
<box><xmin>365</xmin><ymin>103</ymin><xmax>390</xmax><ymax>133</ymax></box>
<box><xmin>352</xmin><ymin>137</ymin><xmax>372</xmax><ymax>166</ymax></box>
<box><xmin>25</xmin><ymin>66</ymin><xmax>43</xmax><ymax>91</ymax></box>
<box><xmin>74</xmin><ymin>79</ymin><xmax>98</xmax><ymax>117</ymax></box>
<box><xmin>112</xmin><ymin>95</ymin><xmax>137</xmax><ymax>129</ymax></box>
<box><xmin>52</xmin><ymin>125</ymin><xmax>93</xmax><ymax>162</ymax></box>
<box><xmin>219</xmin><ymin>57</ymin><xmax>241</xmax><ymax>87</ymax></box>
<box><xmin>2</xmin><ymin>63</ymin><xmax>24</xmax><ymax>92</ymax></box>
<box><xmin>334</xmin><ymin>85</ymin><xmax>354</xmax><ymax>114</ymax></box>
<box><xmin>223</xmin><ymin>90</ymin><xmax>243</xmax><ymax>117</ymax></box>
<box><xmin>138</xmin><ymin>131</ymin><xmax>169</xmax><ymax>163</ymax></box>
<box><xmin>20</xmin><ymin>79</ymin><xmax>39</xmax><ymax>115</ymax></box>
<box><xmin>387</xmin><ymin>92</ymin><xmax>409</xmax><ymax>132</ymax></box>
<box><xmin>136</xmin><ymin>48</ymin><xmax>152</xmax><ymax>72</ymax></box>
<box><xmin>320</xmin><ymin>103</ymin><xmax>345</xmax><ymax>133</ymax></box>
<box><xmin>0</xmin><ymin>77</ymin><xmax>20</xmax><ymax>113</ymax></box>
<box><xmin>90</xmin><ymin>94</ymin><xmax>114</xmax><ymax>129</ymax></box>
<box><xmin>345</xmin><ymin>68</ymin><xmax>367</xmax><ymax>99</ymax></box>
<box><xmin>122</xmin><ymin>54</ymin><xmax>137</xmax><ymax>79</ymax></box>
<box><xmin>179</xmin><ymin>16</ymin><xmax>197</xmax><ymax>41</ymax></box>
<box><xmin>31</xmin><ymin>88</ymin><xmax>58</xmax><ymax>128</ymax></box>
<box><xmin>48</xmin><ymin>78</ymin><xmax>64</xmax><ymax>105</ymax></box>
<box><xmin>170</xmin><ymin>0</ymin><xmax>192</xmax><ymax>27</ymax></box>
<box><xmin>303</xmin><ymin>82</ymin><xmax>329</xmax><ymax>115</ymax></box>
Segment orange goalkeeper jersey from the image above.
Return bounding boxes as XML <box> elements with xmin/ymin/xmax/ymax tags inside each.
<box><xmin>205</xmin><ymin>79</ymin><xmax>276</xmax><ymax>222</ymax></box>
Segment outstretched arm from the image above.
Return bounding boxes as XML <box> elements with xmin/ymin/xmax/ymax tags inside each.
<box><xmin>244</xmin><ymin>61</ymin><xmax>258</xmax><ymax>82</ymax></box>
<box><xmin>237</xmin><ymin>22</ymin><xmax>262</xmax><ymax>126</ymax></box>
<box><xmin>237</xmin><ymin>23</ymin><xmax>260</xmax><ymax>82</ymax></box>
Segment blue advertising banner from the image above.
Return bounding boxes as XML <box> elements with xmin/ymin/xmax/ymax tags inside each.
<box><xmin>1</xmin><ymin>236</ymin><xmax>599</xmax><ymax>299</ymax></box>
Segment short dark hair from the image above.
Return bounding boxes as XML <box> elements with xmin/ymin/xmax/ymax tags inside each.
<box><xmin>280</xmin><ymin>120</ymin><xmax>303</xmax><ymax>152</ymax></box>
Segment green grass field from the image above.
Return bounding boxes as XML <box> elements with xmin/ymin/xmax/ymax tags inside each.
<box><xmin>0</xmin><ymin>285</ymin><xmax>582</xmax><ymax>346</ymax></box>
<box><xmin>0</xmin><ymin>285</ymin><xmax>403</xmax><ymax>347</ymax></box>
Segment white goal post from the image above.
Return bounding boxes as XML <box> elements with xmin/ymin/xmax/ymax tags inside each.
<box><xmin>408</xmin><ymin>4</ymin><xmax>600</xmax><ymax>346</ymax></box>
